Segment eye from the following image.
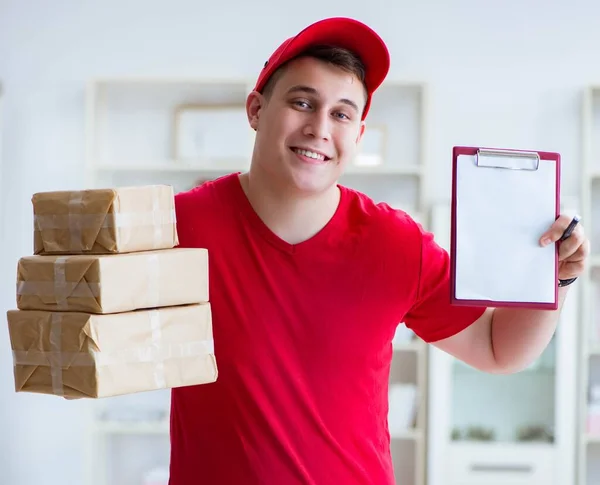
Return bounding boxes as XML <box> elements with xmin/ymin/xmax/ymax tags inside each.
<box><xmin>292</xmin><ymin>100</ymin><xmax>311</xmax><ymax>109</ymax></box>
<box><xmin>333</xmin><ymin>111</ymin><xmax>351</xmax><ymax>121</ymax></box>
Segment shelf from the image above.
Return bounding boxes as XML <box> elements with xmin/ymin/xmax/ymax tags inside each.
<box><xmin>450</xmin><ymin>441</ymin><xmax>554</xmax><ymax>450</ymax></box>
<box><xmin>89</xmin><ymin>76</ymin><xmax>425</xmax><ymax>89</ymax></box>
<box><xmin>453</xmin><ymin>359</ymin><xmax>555</xmax><ymax>374</ymax></box>
<box><xmin>91</xmin><ymin>420</ymin><xmax>425</xmax><ymax>442</ymax></box>
<box><xmin>584</xmin><ymin>434</ymin><xmax>600</xmax><ymax>444</ymax></box>
<box><xmin>92</xmin><ymin>161</ymin><xmax>248</xmax><ymax>173</ymax></box>
<box><xmin>92</xmin><ymin>420</ymin><xmax>169</xmax><ymax>435</ymax></box>
<box><xmin>346</xmin><ymin>165</ymin><xmax>422</xmax><ymax>175</ymax></box>
<box><xmin>391</xmin><ymin>428</ymin><xmax>424</xmax><ymax>441</ymax></box>
<box><xmin>90</xmin><ymin>76</ymin><xmax>254</xmax><ymax>85</ymax></box>
<box><xmin>393</xmin><ymin>340</ymin><xmax>424</xmax><ymax>352</ymax></box>
<box><xmin>90</xmin><ymin>162</ymin><xmax>422</xmax><ymax>176</ymax></box>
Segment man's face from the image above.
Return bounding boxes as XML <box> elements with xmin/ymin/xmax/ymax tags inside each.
<box><xmin>247</xmin><ymin>56</ymin><xmax>367</xmax><ymax>195</ymax></box>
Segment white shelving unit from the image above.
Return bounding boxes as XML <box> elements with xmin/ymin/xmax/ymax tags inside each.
<box><xmin>83</xmin><ymin>76</ymin><xmax>430</xmax><ymax>485</ymax></box>
<box><xmin>427</xmin><ymin>202</ymin><xmax>579</xmax><ymax>485</ymax></box>
<box><xmin>579</xmin><ymin>85</ymin><xmax>600</xmax><ymax>485</ymax></box>
<box><xmin>0</xmin><ymin>81</ymin><xmax>3</xmax><ymax>224</ymax></box>
<box><xmin>340</xmin><ymin>80</ymin><xmax>430</xmax><ymax>485</ymax></box>
<box><xmin>83</xmin><ymin>77</ymin><xmax>256</xmax><ymax>193</ymax></box>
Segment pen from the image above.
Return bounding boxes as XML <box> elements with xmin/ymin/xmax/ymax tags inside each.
<box><xmin>559</xmin><ymin>215</ymin><xmax>580</xmax><ymax>242</ymax></box>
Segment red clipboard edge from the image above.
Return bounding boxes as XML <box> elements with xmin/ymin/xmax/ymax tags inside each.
<box><xmin>449</xmin><ymin>146</ymin><xmax>560</xmax><ymax>310</ymax></box>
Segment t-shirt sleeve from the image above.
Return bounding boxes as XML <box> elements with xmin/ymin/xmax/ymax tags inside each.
<box><xmin>173</xmin><ymin>191</ymin><xmax>192</xmax><ymax>248</ymax></box>
<box><xmin>173</xmin><ymin>186</ymin><xmax>207</xmax><ymax>248</ymax></box>
<box><xmin>403</xmin><ymin>224</ymin><xmax>486</xmax><ymax>343</ymax></box>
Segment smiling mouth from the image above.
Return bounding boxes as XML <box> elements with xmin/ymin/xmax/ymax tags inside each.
<box><xmin>291</xmin><ymin>147</ymin><xmax>331</xmax><ymax>162</ymax></box>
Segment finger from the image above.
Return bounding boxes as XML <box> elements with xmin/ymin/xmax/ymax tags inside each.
<box><xmin>540</xmin><ymin>214</ymin><xmax>573</xmax><ymax>246</ymax></box>
<box><xmin>559</xmin><ymin>260</ymin><xmax>586</xmax><ymax>279</ymax></box>
<box><xmin>560</xmin><ymin>236</ymin><xmax>590</xmax><ymax>263</ymax></box>
<box><xmin>558</xmin><ymin>227</ymin><xmax>586</xmax><ymax>261</ymax></box>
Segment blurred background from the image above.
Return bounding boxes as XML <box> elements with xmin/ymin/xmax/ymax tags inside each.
<box><xmin>1</xmin><ymin>1</ymin><xmax>600</xmax><ymax>484</ymax></box>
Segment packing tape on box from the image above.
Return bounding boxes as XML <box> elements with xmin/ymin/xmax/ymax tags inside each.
<box><xmin>54</xmin><ymin>256</ymin><xmax>69</xmax><ymax>310</ymax></box>
<box><xmin>16</xmin><ymin>280</ymin><xmax>102</xmax><ymax>298</ymax></box>
<box><xmin>15</xmin><ymin>257</ymin><xmax>77</xmax><ymax>304</ymax></box>
<box><xmin>68</xmin><ymin>193</ymin><xmax>84</xmax><ymax>252</ymax></box>
<box><xmin>11</xmin><ymin>340</ymin><xmax>215</xmax><ymax>368</ymax></box>
<box><xmin>149</xmin><ymin>310</ymin><xmax>166</xmax><ymax>388</ymax></box>
<box><xmin>11</xmin><ymin>310</ymin><xmax>215</xmax><ymax>395</ymax></box>
<box><xmin>147</xmin><ymin>253</ymin><xmax>160</xmax><ymax>307</ymax></box>
<box><xmin>152</xmin><ymin>190</ymin><xmax>162</xmax><ymax>249</ymax></box>
<box><xmin>34</xmin><ymin>210</ymin><xmax>177</xmax><ymax>231</ymax></box>
<box><xmin>49</xmin><ymin>312</ymin><xmax>64</xmax><ymax>396</ymax></box>
<box><xmin>16</xmin><ymin>252</ymin><xmax>162</xmax><ymax>308</ymax></box>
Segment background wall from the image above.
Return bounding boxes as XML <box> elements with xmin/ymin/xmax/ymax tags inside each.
<box><xmin>1</xmin><ymin>1</ymin><xmax>599</xmax><ymax>483</ymax></box>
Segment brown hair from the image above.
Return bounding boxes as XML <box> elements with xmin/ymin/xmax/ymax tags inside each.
<box><xmin>261</xmin><ymin>45</ymin><xmax>367</xmax><ymax>100</ymax></box>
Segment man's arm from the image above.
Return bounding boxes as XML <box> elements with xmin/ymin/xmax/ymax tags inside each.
<box><xmin>433</xmin><ymin>214</ymin><xmax>589</xmax><ymax>375</ymax></box>
<box><xmin>433</xmin><ymin>288</ymin><xmax>567</xmax><ymax>374</ymax></box>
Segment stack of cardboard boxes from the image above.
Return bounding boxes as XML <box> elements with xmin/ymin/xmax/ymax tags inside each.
<box><xmin>6</xmin><ymin>184</ymin><xmax>218</xmax><ymax>399</ymax></box>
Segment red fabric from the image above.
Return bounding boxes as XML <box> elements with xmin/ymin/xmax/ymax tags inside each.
<box><xmin>168</xmin><ymin>173</ymin><xmax>485</xmax><ymax>485</ymax></box>
<box><xmin>253</xmin><ymin>17</ymin><xmax>390</xmax><ymax>120</ymax></box>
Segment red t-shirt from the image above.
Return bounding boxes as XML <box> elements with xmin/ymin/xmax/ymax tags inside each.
<box><xmin>169</xmin><ymin>173</ymin><xmax>485</xmax><ymax>485</ymax></box>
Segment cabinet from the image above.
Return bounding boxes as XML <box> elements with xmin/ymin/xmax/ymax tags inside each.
<box><xmin>345</xmin><ymin>81</ymin><xmax>429</xmax><ymax>485</ymax></box>
<box><xmin>447</xmin><ymin>443</ymin><xmax>556</xmax><ymax>485</ymax></box>
<box><xmin>579</xmin><ymin>85</ymin><xmax>600</xmax><ymax>485</ymax></box>
<box><xmin>82</xmin><ymin>77</ymin><xmax>430</xmax><ymax>485</ymax></box>
<box><xmin>427</xmin><ymin>202</ymin><xmax>578</xmax><ymax>485</ymax></box>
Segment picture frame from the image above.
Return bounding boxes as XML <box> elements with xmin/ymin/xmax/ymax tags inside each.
<box><xmin>172</xmin><ymin>103</ymin><xmax>251</xmax><ymax>166</ymax></box>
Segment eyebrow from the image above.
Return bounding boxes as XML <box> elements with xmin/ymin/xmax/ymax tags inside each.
<box><xmin>285</xmin><ymin>85</ymin><xmax>360</xmax><ymax>113</ymax></box>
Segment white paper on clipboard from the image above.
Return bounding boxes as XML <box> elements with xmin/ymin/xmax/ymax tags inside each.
<box><xmin>454</xmin><ymin>150</ymin><xmax>557</xmax><ymax>304</ymax></box>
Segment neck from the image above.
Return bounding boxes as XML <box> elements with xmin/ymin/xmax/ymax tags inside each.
<box><xmin>238</xmin><ymin>170</ymin><xmax>341</xmax><ymax>245</ymax></box>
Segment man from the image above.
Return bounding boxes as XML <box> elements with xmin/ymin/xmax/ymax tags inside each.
<box><xmin>169</xmin><ymin>17</ymin><xmax>589</xmax><ymax>485</ymax></box>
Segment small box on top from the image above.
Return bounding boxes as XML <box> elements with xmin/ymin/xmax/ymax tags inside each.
<box><xmin>32</xmin><ymin>185</ymin><xmax>179</xmax><ymax>254</ymax></box>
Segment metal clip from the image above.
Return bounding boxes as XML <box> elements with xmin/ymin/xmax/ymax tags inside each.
<box><xmin>475</xmin><ymin>148</ymin><xmax>540</xmax><ymax>171</ymax></box>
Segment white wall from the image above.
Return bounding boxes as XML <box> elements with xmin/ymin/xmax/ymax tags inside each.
<box><xmin>1</xmin><ymin>1</ymin><xmax>600</xmax><ymax>483</ymax></box>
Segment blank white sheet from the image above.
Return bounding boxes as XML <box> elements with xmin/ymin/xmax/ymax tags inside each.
<box><xmin>454</xmin><ymin>154</ymin><xmax>557</xmax><ymax>304</ymax></box>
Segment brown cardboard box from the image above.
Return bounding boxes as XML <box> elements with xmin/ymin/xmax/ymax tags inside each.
<box><xmin>7</xmin><ymin>303</ymin><xmax>217</xmax><ymax>399</ymax></box>
<box><xmin>16</xmin><ymin>248</ymin><xmax>209</xmax><ymax>314</ymax></box>
<box><xmin>32</xmin><ymin>185</ymin><xmax>179</xmax><ymax>254</ymax></box>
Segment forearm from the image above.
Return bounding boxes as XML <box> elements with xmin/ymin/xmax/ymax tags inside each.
<box><xmin>490</xmin><ymin>286</ymin><xmax>569</xmax><ymax>373</ymax></box>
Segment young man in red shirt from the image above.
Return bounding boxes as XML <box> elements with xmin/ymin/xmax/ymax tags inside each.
<box><xmin>170</xmin><ymin>17</ymin><xmax>589</xmax><ymax>485</ymax></box>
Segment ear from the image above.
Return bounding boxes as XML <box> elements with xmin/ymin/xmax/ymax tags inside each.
<box><xmin>355</xmin><ymin>121</ymin><xmax>366</xmax><ymax>145</ymax></box>
<box><xmin>246</xmin><ymin>91</ymin><xmax>264</xmax><ymax>131</ymax></box>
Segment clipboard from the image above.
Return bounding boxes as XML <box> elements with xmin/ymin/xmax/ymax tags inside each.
<box><xmin>450</xmin><ymin>146</ymin><xmax>560</xmax><ymax>310</ymax></box>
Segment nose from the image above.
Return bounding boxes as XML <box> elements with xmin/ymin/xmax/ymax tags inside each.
<box><xmin>302</xmin><ymin>110</ymin><xmax>331</xmax><ymax>141</ymax></box>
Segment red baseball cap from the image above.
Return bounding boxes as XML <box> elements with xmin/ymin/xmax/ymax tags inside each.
<box><xmin>253</xmin><ymin>17</ymin><xmax>390</xmax><ymax>120</ymax></box>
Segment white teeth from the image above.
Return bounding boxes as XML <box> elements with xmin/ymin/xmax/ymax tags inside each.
<box><xmin>294</xmin><ymin>148</ymin><xmax>326</xmax><ymax>161</ymax></box>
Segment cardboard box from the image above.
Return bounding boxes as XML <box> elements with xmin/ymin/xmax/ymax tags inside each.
<box><xmin>7</xmin><ymin>303</ymin><xmax>217</xmax><ymax>399</ymax></box>
<box><xmin>32</xmin><ymin>185</ymin><xmax>179</xmax><ymax>254</ymax></box>
<box><xmin>16</xmin><ymin>248</ymin><xmax>209</xmax><ymax>314</ymax></box>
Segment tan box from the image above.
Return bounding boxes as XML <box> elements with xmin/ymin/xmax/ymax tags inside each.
<box><xmin>7</xmin><ymin>303</ymin><xmax>217</xmax><ymax>399</ymax></box>
<box><xmin>32</xmin><ymin>185</ymin><xmax>179</xmax><ymax>255</ymax></box>
<box><xmin>16</xmin><ymin>248</ymin><xmax>208</xmax><ymax>314</ymax></box>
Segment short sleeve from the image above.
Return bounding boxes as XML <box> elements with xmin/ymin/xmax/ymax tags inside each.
<box><xmin>173</xmin><ymin>190</ymin><xmax>195</xmax><ymax>248</ymax></box>
<box><xmin>403</xmin><ymin>226</ymin><xmax>486</xmax><ymax>343</ymax></box>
